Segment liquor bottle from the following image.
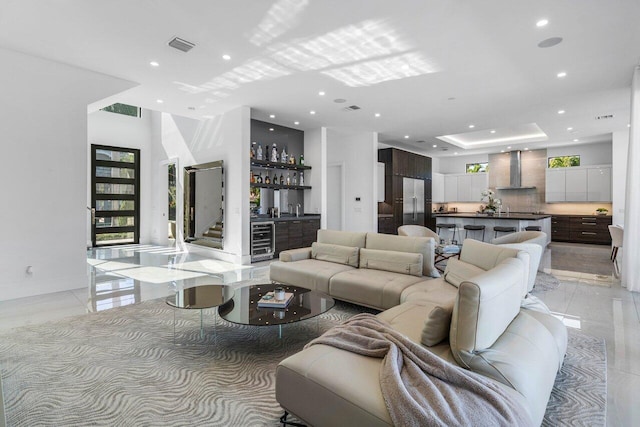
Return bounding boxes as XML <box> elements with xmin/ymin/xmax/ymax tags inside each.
<box><xmin>257</xmin><ymin>144</ymin><xmax>263</xmax><ymax>160</ymax></box>
<box><xmin>265</xmin><ymin>175</ymin><xmax>270</xmax><ymax>184</ymax></box>
<box><xmin>299</xmin><ymin>154</ymin><xmax>304</xmax><ymax>165</ymax></box>
<box><xmin>271</xmin><ymin>144</ymin><xmax>278</xmax><ymax>162</ymax></box>
<box><xmin>280</xmin><ymin>173</ymin><xmax>284</xmax><ymax>185</ymax></box>
<box><xmin>257</xmin><ymin>172</ymin><xmax>263</xmax><ymax>184</ymax></box>
<box><xmin>273</xmin><ymin>173</ymin><xmax>278</xmax><ymax>185</ymax></box>
<box><xmin>299</xmin><ymin>172</ymin><xmax>304</xmax><ymax>186</ymax></box>
<box><xmin>250</xmin><ymin>143</ymin><xmax>256</xmax><ymax>159</ymax></box>
<box><xmin>293</xmin><ymin>172</ymin><xmax>298</xmax><ymax>185</ymax></box>
<box><xmin>250</xmin><ymin>171</ymin><xmax>255</xmax><ymax>183</ymax></box>
<box><xmin>281</xmin><ymin>146</ymin><xmax>287</xmax><ymax>164</ymax></box>
<box><xmin>286</xmin><ymin>173</ymin><xmax>291</xmax><ymax>185</ymax></box>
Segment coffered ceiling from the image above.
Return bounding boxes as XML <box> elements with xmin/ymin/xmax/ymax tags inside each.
<box><xmin>1</xmin><ymin>0</ymin><xmax>638</xmax><ymax>156</ymax></box>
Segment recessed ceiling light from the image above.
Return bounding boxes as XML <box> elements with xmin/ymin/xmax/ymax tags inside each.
<box><xmin>567</xmin><ymin>127</ymin><xmax>573</xmax><ymax>131</ymax></box>
<box><xmin>524</xmin><ymin>147</ymin><xmax>529</xmax><ymax>150</ymax></box>
<box><xmin>269</xmin><ymin>128</ymin><xmax>274</xmax><ymax>131</ymax></box>
<box><xmin>310</xmin><ymin>111</ymin><xmax>316</xmax><ymax>115</ymax></box>
<box><xmin>573</xmin><ymin>139</ymin><xmax>579</xmax><ymax>142</ymax></box>
<box><xmin>490</xmin><ymin>130</ymin><xmax>496</xmax><ymax>134</ymax></box>
<box><xmin>507</xmin><ymin>146</ymin><xmax>512</xmax><ymax>149</ymax></box>
<box><xmin>156</xmin><ymin>99</ymin><xmax>164</xmax><ymax>103</ymax></box>
<box><xmin>149</xmin><ymin>61</ymin><xmax>159</xmax><ymax>67</ymax></box>
<box><xmin>468</xmin><ymin>124</ymin><xmax>475</xmax><ymax>129</ymax></box>
<box><xmin>318</xmin><ymin>91</ymin><xmax>325</xmax><ymax>96</ymax></box>
<box><xmin>222</xmin><ymin>54</ymin><xmax>231</xmax><ymax>61</ymax></box>
<box><xmin>333</xmin><ymin>98</ymin><xmax>347</xmax><ymax>103</ymax></box>
<box><xmin>374</xmin><ymin>113</ymin><xmax>381</xmax><ymax>117</ymax></box>
<box><xmin>628</xmin><ymin>123</ymin><xmax>631</xmax><ymax>128</ymax></box>
<box><xmin>404</xmin><ymin>135</ymin><xmax>409</xmax><ymax>139</ymax></box>
<box><xmin>294</xmin><ymin>121</ymin><xmax>300</xmax><ymax>125</ymax></box>
<box><xmin>538</xmin><ymin>37</ymin><xmax>563</xmax><ymax>48</ymax></box>
<box><xmin>454</xmin><ymin>152</ymin><xmax>458</xmax><ymax>155</ymax></box>
<box><xmin>432</xmin><ymin>144</ymin><xmax>437</xmax><ymax>148</ymax></box>
<box><xmin>558</xmin><ymin>109</ymin><xmax>565</xmax><ymax>114</ymax></box>
<box><xmin>269</xmin><ymin>114</ymin><xmax>275</xmax><ymax>118</ymax></box>
<box><xmin>536</xmin><ymin>19</ymin><xmax>549</xmax><ymax>27</ymax></box>
<box><xmin>557</xmin><ymin>71</ymin><xmax>567</xmax><ymax>78</ymax></box>
<box><xmin>500</xmin><ymin>150</ymin><xmax>505</xmax><ymax>153</ymax></box>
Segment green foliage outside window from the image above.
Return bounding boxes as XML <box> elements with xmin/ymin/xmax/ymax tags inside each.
<box><xmin>548</xmin><ymin>156</ymin><xmax>580</xmax><ymax>168</ymax></box>
<box><xmin>101</xmin><ymin>103</ymin><xmax>141</xmax><ymax>117</ymax></box>
<box><xmin>466</xmin><ymin>162</ymin><xmax>488</xmax><ymax>173</ymax></box>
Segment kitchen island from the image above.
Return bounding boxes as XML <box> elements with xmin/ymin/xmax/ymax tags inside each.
<box><xmin>433</xmin><ymin>213</ymin><xmax>551</xmax><ymax>245</ymax></box>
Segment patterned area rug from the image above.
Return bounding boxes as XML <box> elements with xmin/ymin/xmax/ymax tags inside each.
<box><xmin>533</xmin><ymin>271</ymin><xmax>561</xmax><ymax>293</ymax></box>
<box><xmin>0</xmin><ymin>298</ymin><xmax>605</xmax><ymax>426</ymax></box>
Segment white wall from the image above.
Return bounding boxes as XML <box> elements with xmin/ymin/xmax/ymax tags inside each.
<box><xmin>148</xmin><ymin>107</ymin><xmax>251</xmax><ymax>263</ymax></box>
<box><xmin>0</xmin><ymin>47</ymin><xmax>136</xmax><ymax>301</ymax></box>
<box><xmin>326</xmin><ymin>128</ymin><xmax>377</xmax><ymax>232</ymax></box>
<box><xmin>87</xmin><ymin>109</ymin><xmax>153</xmax><ymax>243</ymax></box>
<box><xmin>303</xmin><ymin>127</ymin><xmax>326</xmax><ymax>224</ymax></box>
<box><xmin>612</xmin><ymin>130</ymin><xmax>630</xmax><ymax>225</ymax></box>
<box><xmin>547</xmin><ymin>141</ymin><xmax>612</xmax><ymax>166</ymax></box>
<box><xmin>436</xmin><ymin>154</ymin><xmax>489</xmax><ymax>174</ymax></box>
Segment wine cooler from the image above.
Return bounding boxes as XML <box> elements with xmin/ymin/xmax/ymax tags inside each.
<box><xmin>251</xmin><ymin>221</ymin><xmax>275</xmax><ymax>262</ymax></box>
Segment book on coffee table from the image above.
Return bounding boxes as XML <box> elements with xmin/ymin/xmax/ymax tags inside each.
<box><xmin>257</xmin><ymin>291</ymin><xmax>294</xmax><ymax>308</ymax></box>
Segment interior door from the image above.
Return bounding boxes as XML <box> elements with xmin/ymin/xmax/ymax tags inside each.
<box><xmin>91</xmin><ymin>145</ymin><xmax>140</xmax><ymax>246</ymax></box>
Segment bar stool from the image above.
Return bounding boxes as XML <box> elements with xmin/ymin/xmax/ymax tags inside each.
<box><xmin>493</xmin><ymin>226</ymin><xmax>517</xmax><ymax>238</ymax></box>
<box><xmin>436</xmin><ymin>223</ymin><xmax>457</xmax><ymax>241</ymax></box>
<box><xmin>524</xmin><ymin>226</ymin><xmax>541</xmax><ymax>231</ymax></box>
<box><xmin>464</xmin><ymin>224</ymin><xmax>486</xmax><ymax>241</ymax></box>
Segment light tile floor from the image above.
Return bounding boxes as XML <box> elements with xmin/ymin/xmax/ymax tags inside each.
<box><xmin>0</xmin><ymin>242</ymin><xmax>637</xmax><ymax>426</ymax></box>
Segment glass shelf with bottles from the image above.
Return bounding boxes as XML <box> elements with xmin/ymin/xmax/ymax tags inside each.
<box><xmin>250</xmin><ymin>158</ymin><xmax>311</xmax><ymax>171</ymax></box>
<box><xmin>251</xmin><ymin>169</ymin><xmax>310</xmax><ymax>190</ymax></box>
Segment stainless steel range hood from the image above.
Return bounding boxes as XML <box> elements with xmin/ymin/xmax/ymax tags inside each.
<box><xmin>496</xmin><ymin>151</ymin><xmax>536</xmax><ymax>190</ymax></box>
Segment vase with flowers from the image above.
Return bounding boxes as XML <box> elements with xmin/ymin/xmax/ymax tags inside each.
<box><xmin>481</xmin><ymin>189</ymin><xmax>501</xmax><ymax>215</ymax></box>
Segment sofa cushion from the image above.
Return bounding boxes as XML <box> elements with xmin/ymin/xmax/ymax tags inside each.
<box><xmin>421</xmin><ymin>302</ymin><xmax>454</xmax><ymax>347</ymax></box>
<box><xmin>329</xmin><ymin>269</ymin><xmax>424</xmax><ymax>310</ymax></box>
<box><xmin>450</xmin><ymin>257</ymin><xmax>525</xmax><ymax>355</ymax></box>
<box><xmin>400</xmin><ymin>278</ymin><xmax>458</xmax><ymax>306</ymax></box>
<box><xmin>443</xmin><ymin>258</ymin><xmax>485</xmax><ymax>288</ymax></box>
<box><xmin>365</xmin><ymin>233</ymin><xmax>439</xmax><ymax>278</ymax></box>
<box><xmin>318</xmin><ymin>229</ymin><xmax>367</xmax><ymax>248</ymax></box>
<box><xmin>269</xmin><ymin>259</ymin><xmax>355</xmax><ymax>294</ymax></box>
<box><xmin>360</xmin><ymin>248</ymin><xmax>423</xmax><ymax>277</ymax></box>
<box><xmin>312</xmin><ymin>242</ymin><xmax>360</xmax><ymax>267</ymax></box>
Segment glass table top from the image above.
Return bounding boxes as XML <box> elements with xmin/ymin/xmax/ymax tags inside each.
<box><xmin>218</xmin><ymin>283</ymin><xmax>335</xmax><ymax>327</ymax></box>
<box><xmin>166</xmin><ymin>284</ymin><xmax>235</xmax><ymax>309</ymax></box>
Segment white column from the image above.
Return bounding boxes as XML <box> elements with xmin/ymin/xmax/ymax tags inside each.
<box><xmin>623</xmin><ymin>66</ymin><xmax>640</xmax><ymax>292</ymax></box>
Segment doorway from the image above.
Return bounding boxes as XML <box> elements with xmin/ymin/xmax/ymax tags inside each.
<box><xmin>91</xmin><ymin>145</ymin><xmax>140</xmax><ymax>246</ymax></box>
<box><xmin>167</xmin><ymin>162</ymin><xmax>177</xmax><ymax>245</ymax></box>
<box><xmin>327</xmin><ymin>163</ymin><xmax>344</xmax><ymax>230</ymax></box>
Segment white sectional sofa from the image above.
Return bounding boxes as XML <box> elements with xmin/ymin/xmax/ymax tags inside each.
<box><xmin>272</xmin><ymin>230</ymin><xmax>567</xmax><ymax>426</ymax></box>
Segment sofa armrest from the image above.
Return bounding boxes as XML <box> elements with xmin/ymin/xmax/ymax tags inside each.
<box><xmin>279</xmin><ymin>247</ymin><xmax>312</xmax><ymax>262</ymax></box>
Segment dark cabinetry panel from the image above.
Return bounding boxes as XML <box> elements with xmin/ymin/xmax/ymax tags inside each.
<box><xmin>551</xmin><ymin>215</ymin><xmax>611</xmax><ymax>245</ymax></box>
<box><xmin>273</xmin><ymin>218</ymin><xmax>320</xmax><ymax>256</ymax></box>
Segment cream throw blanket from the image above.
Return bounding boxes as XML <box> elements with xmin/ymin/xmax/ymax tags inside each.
<box><xmin>306</xmin><ymin>313</ymin><xmax>533</xmax><ymax>427</ymax></box>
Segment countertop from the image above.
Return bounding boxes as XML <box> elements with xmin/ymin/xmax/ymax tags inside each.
<box><xmin>251</xmin><ymin>214</ymin><xmax>321</xmax><ymax>222</ymax></box>
<box><xmin>433</xmin><ymin>213</ymin><xmax>552</xmax><ymax>220</ymax></box>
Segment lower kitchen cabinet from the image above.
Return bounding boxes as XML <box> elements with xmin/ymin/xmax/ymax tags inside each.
<box><xmin>272</xmin><ymin>218</ymin><xmax>321</xmax><ymax>256</ymax></box>
<box><xmin>551</xmin><ymin>215</ymin><xmax>611</xmax><ymax>245</ymax></box>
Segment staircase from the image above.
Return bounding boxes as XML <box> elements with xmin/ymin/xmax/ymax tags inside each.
<box><xmin>201</xmin><ymin>222</ymin><xmax>223</xmax><ymax>249</ymax></box>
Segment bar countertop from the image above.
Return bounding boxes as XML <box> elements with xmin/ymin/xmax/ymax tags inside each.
<box><xmin>433</xmin><ymin>213</ymin><xmax>552</xmax><ymax>220</ymax></box>
<box><xmin>250</xmin><ymin>214</ymin><xmax>321</xmax><ymax>222</ymax></box>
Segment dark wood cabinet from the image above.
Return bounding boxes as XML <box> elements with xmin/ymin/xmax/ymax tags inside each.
<box><xmin>272</xmin><ymin>218</ymin><xmax>320</xmax><ymax>256</ymax></box>
<box><xmin>378</xmin><ymin>148</ymin><xmax>433</xmax><ymax>235</ymax></box>
<box><xmin>551</xmin><ymin>215</ymin><xmax>611</xmax><ymax>245</ymax></box>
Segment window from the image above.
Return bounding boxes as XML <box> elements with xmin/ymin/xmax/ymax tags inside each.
<box><xmin>548</xmin><ymin>155</ymin><xmax>580</xmax><ymax>168</ymax></box>
<box><xmin>101</xmin><ymin>103</ymin><xmax>141</xmax><ymax>117</ymax></box>
<box><xmin>466</xmin><ymin>162</ymin><xmax>488</xmax><ymax>173</ymax></box>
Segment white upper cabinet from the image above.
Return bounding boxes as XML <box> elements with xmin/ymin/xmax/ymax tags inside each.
<box><xmin>441</xmin><ymin>173</ymin><xmax>487</xmax><ymax>202</ymax></box>
<box><xmin>470</xmin><ymin>173</ymin><xmax>488</xmax><ymax>202</ymax></box>
<box><xmin>587</xmin><ymin>166</ymin><xmax>611</xmax><ymax>201</ymax></box>
<box><xmin>432</xmin><ymin>172</ymin><xmax>445</xmax><ymax>203</ymax></box>
<box><xmin>444</xmin><ymin>175</ymin><xmax>458</xmax><ymax>202</ymax></box>
<box><xmin>545</xmin><ymin>165</ymin><xmax>611</xmax><ymax>202</ymax></box>
<box><xmin>456</xmin><ymin>174</ymin><xmax>472</xmax><ymax>202</ymax></box>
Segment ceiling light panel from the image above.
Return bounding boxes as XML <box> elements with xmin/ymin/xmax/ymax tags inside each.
<box><xmin>436</xmin><ymin>123</ymin><xmax>548</xmax><ymax>149</ymax></box>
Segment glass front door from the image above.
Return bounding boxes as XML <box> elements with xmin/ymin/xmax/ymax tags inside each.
<box><xmin>91</xmin><ymin>145</ymin><xmax>140</xmax><ymax>246</ymax></box>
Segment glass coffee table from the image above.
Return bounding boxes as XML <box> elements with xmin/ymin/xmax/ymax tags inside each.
<box><xmin>166</xmin><ymin>284</ymin><xmax>235</xmax><ymax>340</ymax></box>
<box><xmin>434</xmin><ymin>244</ymin><xmax>462</xmax><ymax>272</ymax></box>
<box><xmin>218</xmin><ymin>283</ymin><xmax>335</xmax><ymax>338</ymax></box>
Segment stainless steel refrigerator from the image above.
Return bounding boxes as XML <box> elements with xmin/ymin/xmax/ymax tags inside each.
<box><xmin>402</xmin><ymin>177</ymin><xmax>425</xmax><ymax>225</ymax></box>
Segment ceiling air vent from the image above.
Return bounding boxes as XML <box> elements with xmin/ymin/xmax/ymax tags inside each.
<box><xmin>168</xmin><ymin>37</ymin><xmax>195</xmax><ymax>52</ymax></box>
<box><xmin>342</xmin><ymin>105</ymin><xmax>361</xmax><ymax>112</ymax></box>
<box><xmin>595</xmin><ymin>114</ymin><xmax>614</xmax><ymax>120</ymax></box>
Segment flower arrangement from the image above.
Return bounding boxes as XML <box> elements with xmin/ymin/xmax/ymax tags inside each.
<box><xmin>481</xmin><ymin>189</ymin><xmax>501</xmax><ymax>212</ymax></box>
<box><xmin>596</xmin><ymin>207</ymin><xmax>608</xmax><ymax>215</ymax></box>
